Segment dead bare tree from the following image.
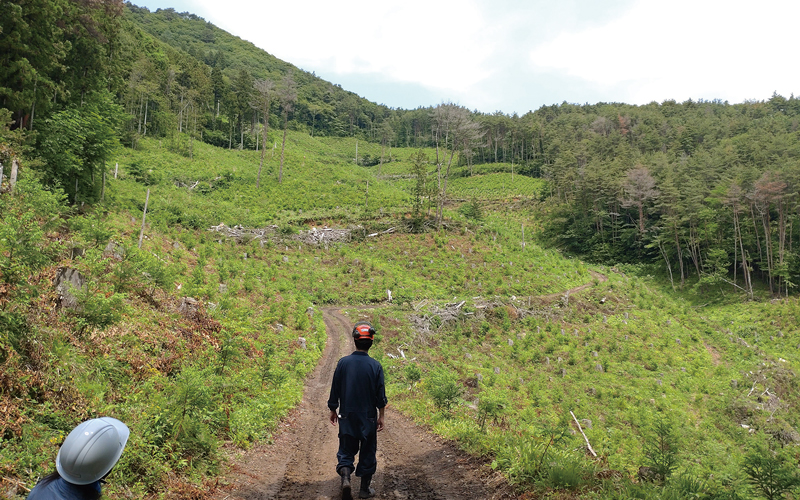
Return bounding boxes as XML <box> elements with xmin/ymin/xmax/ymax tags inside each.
<box><xmin>751</xmin><ymin>172</ymin><xmax>788</xmax><ymax>295</ymax></box>
<box><xmin>253</xmin><ymin>78</ymin><xmax>275</xmax><ymax>188</ymax></box>
<box><xmin>431</xmin><ymin>103</ymin><xmax>479</xmax><ymax>225</ymax></box>
<box><xmin>277</xmin><ymin>72</ymin><xmax>297</xmax><ymax>184</ymax></box>
<box><xmin>378</xmin><ymin>121</ymin><xmax>394</xmax><ymax>177</ymax></box>
<box><xmin>725</xmin><ymin>183</ymin><xmax>754</xmax><ymax>299</ymax></box>
<box><xmin>621</xmin><ymin>165</ymin><xmax>659</xmax><ymax>236</ymax></box>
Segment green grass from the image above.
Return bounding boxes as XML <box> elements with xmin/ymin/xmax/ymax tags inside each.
<box><xmin>3</xmin><ymin>133</ymin><xmax>799</xmax><ymax>499</ymax></box>
<box><xmin>379</xmin><ymin>267</ymin><xmax>800</xmax><ymax>497</ymax></box>
<box><xmin>448</xmin><ymin>172</ymin><xmax>546</xmax><ymax>200</ymax></box>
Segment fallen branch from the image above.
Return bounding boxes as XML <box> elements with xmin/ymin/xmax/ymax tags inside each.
<box><xmin>2</xmin><ymin>477</ymin><xmax>30</xmax><ymax>493</ymax></box>
<box><xmin>367</xmin><ymin>226</ymin><xmax>396</xmax><ymax>238</ymax></box>
<box><xmin>570</xmin><ymin>411</ymin><xmax>597</xmax><ymax>457</ymax></box>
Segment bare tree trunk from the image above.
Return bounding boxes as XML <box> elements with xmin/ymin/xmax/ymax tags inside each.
<box><xmin>439</xmin><ymin>147</ymin><xmax>457</xmax><ymax>224</ymax></box>
<box><xmin>733</xmin><ymin>207</ymin><xmax>753</xmax><ymax>299</ymax></box>
<box><xmin>255</xmin><ymin>80</ymin><xmax>273</xmax><ymax>188</ymax></box>
<box><xmin>761</xmin><ymin>212</ymin><xmax>774</xmax><ymax>294</ymax></box>
<box><xmin>138</xmin><ymin>189</ymin><xmax>150</xmax><ymax>249</ymax></box>
<box><xmin>687</xmin><ymin>224</ymin><xmax>701</xmax><ymax>276</ymax></box>
<box><xmin>279</xmin><ymin>113</ymin><xmax>288</xmax><ymax>184</ymax></box>
<box><xmin>778</xmin><ymin>198</ymin><xmax>786</xmax><ymax>295</ymax></box>
<box><xmin>674</xmin><ymin>226</ymin><xmax>684</xmax><ymax>287</ymax></box>
<box><xmin>733</xmin><ymin>218</ymin><xmax>738</xmax><ymax>287</ymax></box>
<box><xmin>750</xmin><ymin>202</ymin><xmax>763</xmax><ymax>267</ymax></box>
<box><xmin>659</xmin><ymin>240</ymin><xmax>675</xmax><ymax>290</ymax></box>
<box><xmin>229</xmin><ymin>115</ymin><xmax>234</xmax><ymax>149</ymax></box>
<box><xmin>257</xmin><ymin>127</ymin><xmax>266</xmax><ymax>188</ymax></box>
<box><xmin>190</xmin><ymin>108</ymin><xmax>195</xmax><ymax>160</ymax></box>
<box><xmin>379</xmin><ymin>141</ymin><xmax>385</xmax><ymax>176</ymax></box>
<box><xmin>753</xmin><ymin>196</ymin><xmax>775</xmax><ymax>294</ymax></box>
<box><xmin>10</xmin><ymin>158</ymin><xmax>19</xmax><ymax>191</ymax></box>
<box><xmin>138</xmin><ymin>93</ymin><xmax>143</xmax><ymax>135</ymax></box>
<box><xmin>30</xmin><ymin>78</ymin><xmax>37</xmax><ymax>131</ymax></box>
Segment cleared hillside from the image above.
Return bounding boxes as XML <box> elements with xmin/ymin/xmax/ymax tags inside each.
<box><xmin>3</xmin><ymin>132</ymin><xmax>799</xmax><ymax>499</ymax></box>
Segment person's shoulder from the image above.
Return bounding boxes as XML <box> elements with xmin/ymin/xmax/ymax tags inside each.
<box><xmin>338</xmin><ymin>352</ymin><xmax>359</xmax><ymax>364</ymax></box>
<box><xmin>27</xmin><ymin>477</ymin><xmax>69</xmax><ymax>500</ymax></box>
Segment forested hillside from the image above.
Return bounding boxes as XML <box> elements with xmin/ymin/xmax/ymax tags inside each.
<box><xmin>2</xmin><ymin>1</ymin><xmax>800</xmax><ymax>499</ymax></box>
<box><xmin>6</xmin><ymin>2</ymin><xmax>800</xmax><ymax>297</ymax></box>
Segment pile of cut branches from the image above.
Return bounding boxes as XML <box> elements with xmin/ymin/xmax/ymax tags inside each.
<box><xmin>208</xmin><ymin>223</ymin><xmax>278</xmax><ymax>244</ymax></box>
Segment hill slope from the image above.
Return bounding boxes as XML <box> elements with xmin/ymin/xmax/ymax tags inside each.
<box><xmin>2</xmin><ymin>2</ymin><xmax>800</xmax><ymax>499</ymax></box>
<box><xmin>3</xmin><ymin>132</ymin><xmax>799</xmax><ymax>499</ymax></box>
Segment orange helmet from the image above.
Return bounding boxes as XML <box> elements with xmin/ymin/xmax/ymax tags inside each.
<box><xmin>352</xmin><ymin>321</ymin><xmax>375</xmax><ymax>340</ymax></box>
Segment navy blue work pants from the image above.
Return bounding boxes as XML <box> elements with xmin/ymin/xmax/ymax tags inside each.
<box><xmin>336</xmin><ymin>412</ymin><xmax>377</xmax><ymax>477</ymax></box>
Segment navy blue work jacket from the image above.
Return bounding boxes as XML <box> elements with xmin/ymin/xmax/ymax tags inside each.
<box><xmin>327</xmin><ymin>351</ymin><xmax>388</xmax><ymax>418</ymax></box>
<box><xmin>27</xmin><ymin>477</ymin><xmax>101</xmax><ymax>500</ymax></box>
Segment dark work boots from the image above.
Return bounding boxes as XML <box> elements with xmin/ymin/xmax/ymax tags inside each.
<box><xmin>340</xmin><ymin>467</ymin><xmax>352</xmax><ymax>498</ymax></box>
<box><xmin>359</xmin><ymin>474</ymin><xmax>375</xmax><ymax>498</ymax></box>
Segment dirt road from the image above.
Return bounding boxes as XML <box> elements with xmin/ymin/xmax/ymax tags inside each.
<box><xmin>212</xmin><ymin>307</ymin><xmax>513</xmax><ymax>500</ymax></box>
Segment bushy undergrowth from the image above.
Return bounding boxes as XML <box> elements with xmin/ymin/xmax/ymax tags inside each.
<box><xmin>0</xmin><ymin>172</ymin><xmax>327</xmax><ymax>497</ymax></box>
<box><xmin>4</xmin><ymin>133</ymin><xmax>800</xmax><ymax>500</ymax></box>
<box><xmin>380</xmin><ymin>264</ymin><xmax>800</xmax><ymax>499</ymax></box>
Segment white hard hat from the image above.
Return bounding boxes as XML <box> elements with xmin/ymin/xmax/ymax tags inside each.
<box><xmin>56</xmin><ymin>417</ymin><xmax>130</xmax><ymax>485</ymax></box>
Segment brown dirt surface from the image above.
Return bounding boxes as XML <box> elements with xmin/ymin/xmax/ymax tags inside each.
<box><xmin>211</xmin><ymin>307</ymin><xmax>516</xmax><ymax>500</ymax></box>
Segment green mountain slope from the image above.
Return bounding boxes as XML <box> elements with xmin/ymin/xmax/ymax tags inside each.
<box><xmin>2</xmin><ymin>2</ymin><xmax>800</xmax><ymax>499</ymax></box>
<box><xmin>3</xmin><ymin>132</ymin><xmax>799</xmax><ymax>499</ymax></box>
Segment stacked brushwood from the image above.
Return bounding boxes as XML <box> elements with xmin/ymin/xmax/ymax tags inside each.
<box><xmin>295</xmin><ymin>226</ymin><xmax>354</xmax><ymax>245</ymax></box>
<box><xmin>208</xmin><ymin>223</ymin><xmax>358</xmax><ymax>246</ymax></box>
<box><xmin>174</xmin><ymin>179</ymin><xmax>200</xmax><ymax>190</ymax></box>
<box><xmin>208</xmin><ymin>223</ymin><xmax>278</xmax><ymax>244</ymax></box>
<box><xmin>409</xmin><ymin>300</ymin><xmax>469</xmax><ymax>344</ymax></box>
<box><xmin>474</xmin><ymin>297</ymin><xmax>557</xmax><ymax>321</ymax></box>
<box><xmin>409</xmin><ymin>296</ymin><xmax>560</xmax><ymax>345</ymax></box>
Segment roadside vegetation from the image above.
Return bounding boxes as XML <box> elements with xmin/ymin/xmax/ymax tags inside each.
<box><xmin>2</xmin><ymin>2</ymin><xmax>799</xmax><ymax>498</ymax></box>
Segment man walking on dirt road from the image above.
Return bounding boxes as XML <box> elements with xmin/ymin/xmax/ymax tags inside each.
<box><xmin>328</xmin><ymin>321</ymin><xmax>388</xmax><ymax>499</ymax></box>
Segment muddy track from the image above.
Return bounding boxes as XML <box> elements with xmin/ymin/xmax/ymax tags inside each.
<box><xmin>211</xmin><ymin>307</ymin><xmax>513</xmax><ymax>500</ymax></box>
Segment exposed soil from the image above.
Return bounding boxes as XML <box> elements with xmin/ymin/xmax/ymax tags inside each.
<box><xmin>211</xmin><ymin>307</ymin><xmax>515</xmax><ymax>500</ymax></box>
<box><xmin>540</xmin><ymin>270</ymin><xmax>608</xmax><ymax>303</ymax></box>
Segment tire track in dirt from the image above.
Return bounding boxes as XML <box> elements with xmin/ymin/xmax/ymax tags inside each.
<box><xmin>540</xmin><ymin>270</ymin><xmax>608</xmax><ymax>302</ymax></box>
<box><xmin>211</xmin><ymin>307</ymin><xmax>513</xmax><ymax>500</ymax></box>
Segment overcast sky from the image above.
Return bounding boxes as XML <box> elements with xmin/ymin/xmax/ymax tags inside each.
<box><xmin>132</xmin><ymin>0</ymin><xmax>799</xmax><ymax>115</ymax></box>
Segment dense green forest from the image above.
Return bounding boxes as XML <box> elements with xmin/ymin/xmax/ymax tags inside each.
<box><xmin>5</xmin><ymin>1</ymin><xmax>800</xmax><ymax>296</ymax></box>
<box><xmin>2</xmin><ymin>1</ymin><xmax>800</xmax><ymax>499</ymax></box>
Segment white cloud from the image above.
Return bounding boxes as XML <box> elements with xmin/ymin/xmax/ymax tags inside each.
<box><xmin>196</xmin><ymin>0</ymin><xmax>499</xmax><ymax>93</ymax></box>
<box><xmin>135</xmin><ymin>0</ymin><xmax>799</xmax><ymax>111</ymax></box>
<box><xmin>529</xmin><ymin>0</ymin><xmax>800</xmax><ymax>104</ymax></box>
